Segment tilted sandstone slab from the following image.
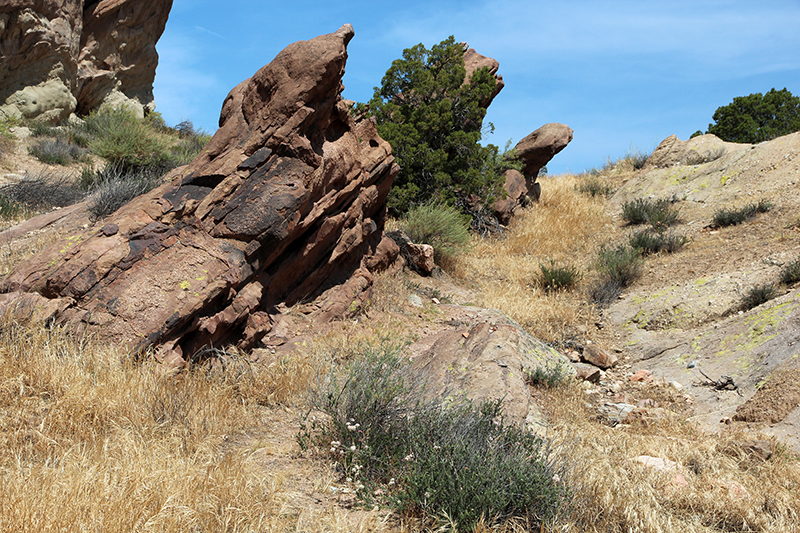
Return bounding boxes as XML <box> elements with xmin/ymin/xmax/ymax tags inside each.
<box><xmin>0</xmin><ymin>24</ymin><xmax>399</xmax><ymax>364</ymax></box>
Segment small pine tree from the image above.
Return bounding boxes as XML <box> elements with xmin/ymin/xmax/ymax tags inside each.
<box><xmin>368</xmin><ymin>36</ymin><xmax>506</xmax><ymax>215</ymax></box>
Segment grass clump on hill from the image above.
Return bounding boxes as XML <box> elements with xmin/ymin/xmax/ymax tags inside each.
<box><xmin>591</xmin><ymin>242</ymin><xmax>643</xmax><ymax>305</ymax></box>
<box><xmin>780</xmin><ymin>256</ymin><xmax>800</xmax><ymax>286</ymax></box>
<box><xmin>628</xmin><ymin>227</ymin><xmax>689</xmax><ymax>256</ymax></box>
<box><xmin>400</xmin><ymin>202</ymin><xmax>471</xmax><ymax>266</ymax></box>
<box><xmin>576</xmin><ymin>175</ymin><xmax>615</xmax><ymax>198</ymax></box>
<box><xmin>301</xmin><ymin>339</ymin><xmax>567</xmax><ymax>531</ymax></box>
<box><xmin>711</xmin><ymin>198</ymin><xmax>772</xmax><ymax>228</ymax></box>
<box><xmin>739</xmin><ymin>283</ymin><xmax>778</xmax><ymax>312</ymax></box>
<box><xmin>537</xmin><ymin>260</ymin><xmax>582</xmax><ymax>292</ymax></box>
<box><xmin>621</xmin><ymin>197</ymin><xmax>680</xmax><ymax>227</ymax></box>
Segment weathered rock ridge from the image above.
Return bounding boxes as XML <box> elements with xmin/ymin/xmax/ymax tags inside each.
<box><xmin>0</xmin><ymin>0</ymin><xmax>172</xmax><ymax>122</ymax></box>
<box><xmin>0</xmin><ymin>24</ymin><xmax>400</xmax><ymax>365</ymax></box>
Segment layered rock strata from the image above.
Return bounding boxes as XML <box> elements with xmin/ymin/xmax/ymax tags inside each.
<box><xmin>1</xmin><ymin>24</ymin><xmax>400</xmax><ymax>365</ymax></box>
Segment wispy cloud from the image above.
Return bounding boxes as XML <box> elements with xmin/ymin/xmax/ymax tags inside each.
<box><xmin>195</xmin><ymin>25</ymin><xmax>227</xmax><ymax>40</ymax></box>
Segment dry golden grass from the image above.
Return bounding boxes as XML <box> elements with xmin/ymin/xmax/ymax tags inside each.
<box><xmin>0</xmin><ymin>225</ymin><xmax>64</xmax><ymax>275</ymax></box>
<box><xmin>0</xmin><ymin>316</ymin><xmax>400</xmax><ymax>532</ymax></box>
<box><xmin>538</xmin><ymin>383</ymin><xmax>800</xmax><ymax>533</ymax></box>
<box><xmin>452</xmin><ymin>173</ymin><xmax>619</xmax><ymax>343</ymax></box>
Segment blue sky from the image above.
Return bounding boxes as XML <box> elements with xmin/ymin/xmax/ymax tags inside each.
<box><xmin>152</xmin><ymin>0</ymin><xmax>800</xmax><ymax>175</ymax></box>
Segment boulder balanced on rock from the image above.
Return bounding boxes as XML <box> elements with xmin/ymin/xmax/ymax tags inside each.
<box><xmin>0</xmin><ymin>24</ymin><xmax>399</xmax><ymax>365</ymax></box>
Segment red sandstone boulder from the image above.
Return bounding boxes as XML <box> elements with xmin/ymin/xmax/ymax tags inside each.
<box><xmin>0</xmin><ymin>25</ymin><xmax>399</xmax><ymax>365</ymax></box>
<box><xmin>515</xmin><ymin>123</ymin><xmax>573</xmax><ymax>198</ymax></box>
<box><xmin>462</xmin><ymin>44</ymin><xmax>504</xmax><ymax>108</ymax></box>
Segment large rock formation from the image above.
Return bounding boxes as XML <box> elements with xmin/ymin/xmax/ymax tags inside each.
<box><xmin>0</xmin><ymin>0</ymin><xmax>172</xmax><ymax>123</ymax></box>
<box><xmin>489</xmin><ymin>124</ymin><xmax>573</xmax><ymax>223</ymax></box>
<box><xmin>515</xmin><ymin>123</ymin><xmax>573</xmax><ymax>199</ymax></box>
<box><xmin>0</xmin><ymin>24</ymin><xmax>400</xmax><ymax>365</ymax></box>
<box><xmin>462</xmin><ymin>44</ymin><xmax>504</xmax><ymax>108</ymax></box>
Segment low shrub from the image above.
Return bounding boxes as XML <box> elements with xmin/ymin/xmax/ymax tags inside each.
<box><xmin>526</xmin><ymin>361</ymin><xmax>570</xmax><ymax>388</ymax></box>
<box><xmin>301</xmin><ymin>340</ymin><xmax>567</xmax><ymax>531</ymax></box>
<box><xmin>537</xmin><ymin>260</ymin><xmax>582</xmax><ymax>291</ymax></box>
<box><xmin>591</xmin><ymin>243</ymin><xmax>643</xmax><ymax>305</ymax></box>
<box><xmin>595</xmin><ymin>242</ymin><xmax>642</xmax><ymax>286</ymax></box>
<box><xmin>740</xmin><ymin>283</ymin><xmax>778</xmax><ymax>311</ymax></box>
<box><xmin>577</xmin><ymin>176</ymin><xmax>614</xmax><ymax>198</ymax></box>
<box><xmin>85</xmin><ymin>163</ymin><xmax>163</xmax><ymax>221</ymax></box>
<box><xmin>628</xmin><ymin>228</ymin><xmax>688</xmax><ymax>256</ymax></box>
<box><xmin>621</xmin><ymin>197</ymin><xmax>680</xmax><ymax>227</ymax></box>
<box><xmin>28</xmin><ymin>137</ymin><xmax>86</xmax><ymax>165</ymax></box>
<box><xmin>711</xmin><ymin>199</ymin><xmax>772</xmax><ymax>228</ymax></box>
<box><xmin>398</xmin><ymin>400</ymin><xmax>565</xmax><ymax>530</ymax></box>
<box><xmin>401</xmin><ymin>202</ymin><xmax>471</xmax><ymax>265</ymax></box>
<box><xmin>0</xmin><ymin>170</ymin><xmax>85</xmax><ymax>210</ymax></box>
<box><xmin>780</xmin><ymin>256</ymin><xmax>800</xmax><ymax>285</ymax></box>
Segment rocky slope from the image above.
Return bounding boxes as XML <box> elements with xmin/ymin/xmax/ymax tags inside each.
<box><xmin>607</xmin><ymin>132</ymin><xmax>800</xmax><ymax>449</ymax></box>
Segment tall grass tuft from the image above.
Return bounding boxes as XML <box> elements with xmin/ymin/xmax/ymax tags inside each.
<box><xmin>401</xmin><ymin>202</ymin><xmax>471</xmax><ymax>266</ymax></box>
<box><xmin>591</xmin><ymin>242</ymin><xmax>643</xmax><ymax>304</ymax></box>
<box><xmin>538</xmin><ymin>260</ymin><xmax>582</xmax><ymax>291</ymax></box>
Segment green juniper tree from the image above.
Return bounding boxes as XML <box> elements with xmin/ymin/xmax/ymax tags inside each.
<box><xmin>367</xmin><ymin>36</ymin><xmax>510</xmax><ymax>215</ymax></box>
<box><xmin>705</xmin><ymin>88</ymin><xmax>800</xmax><ymax>143</ymax></box>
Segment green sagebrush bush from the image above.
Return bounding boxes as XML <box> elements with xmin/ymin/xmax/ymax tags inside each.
<box><xmin>300</xmin><ymin>339</ymin><xmax>567</xmax><ymax>531</ymax></box>
<box><xmin>591</xmin><ymin>242</ymin><xmax>643</xmax><ymax>305</ymax></box>
<box><xmin>76</xmin><ymin>108</ymin><xmax>173</xmax><ymax>171</ymax></box>
<box><xmin>401</xmin><ymin>202</ymin><xmax>471</xmax><ymax>265</ymax></box>
<box><xmin>711</xmin><ymin>199</ymin><xmax>772</xmax><ymax>228</ymax></box>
